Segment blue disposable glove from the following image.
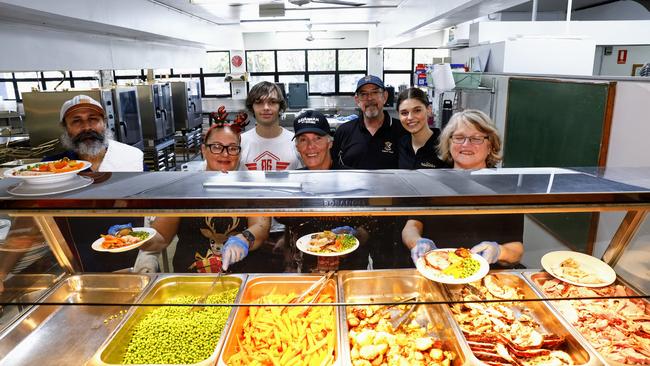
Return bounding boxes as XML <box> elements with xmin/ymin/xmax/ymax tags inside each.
<box><xmin>411</xmin><ymin>238</ymin><xmax>436</xmax><ymax>265</ymax></box>
<box><xmin>221</xmin><ymin>236</ymin><xmax>249</xmax><ymax>271</ymax></box>
<box><xmin>108</xmin><ymin>223</ymin><xmax>133</xmax><ymax>236</ymax></box>
<box><xmin>331</xmin><ymin>226</ymin><xmax>357</xmax><ymax>236</ymax></box>
<box><xmin>471</xmin><ymin>241</ymin><xmax>501</xmax><ymax>264</ymax></box>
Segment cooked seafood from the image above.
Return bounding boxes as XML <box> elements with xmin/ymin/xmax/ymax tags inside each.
<box><xmin>346</xmin><ymin>302</ymin><xmax>455</xmax><ymax>366</ymax></box>
<box><xmin>552</xmin><ymin>258</ymin><xmax>604</xmax><ymax>285</ymax></box>
<box><xmin>450</xmin><ymin>275</ymin><xmax>575</xmax><ymax>366</ymax></box>
<box><xmin>540</xmin><ymin>278</ymin><xmax>650</xmax><ymax>365</ymax></box>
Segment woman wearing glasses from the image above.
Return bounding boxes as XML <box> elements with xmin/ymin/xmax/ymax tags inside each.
<box><xmin>402</xmin><ymin>109</ymin><xmax>524</xmax><ymax>268</ymax></box>
<box><xmin>134</xmin><ymin>122</ymin><xmax>271</xmax><ymax>273</ymax></box>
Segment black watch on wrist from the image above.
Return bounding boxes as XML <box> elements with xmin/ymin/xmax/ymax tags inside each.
<box><xmin>241</xmin><ymin>229</ymin><xmax>255</xmax><ymax>247</ymax></box>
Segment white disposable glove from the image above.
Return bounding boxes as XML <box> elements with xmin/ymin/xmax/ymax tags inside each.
<box><xmin>410</xmin><ymin>238</ymin><xmax>436</xmax><ymax>265</ymax></box>
<box><xmin>133</xmin><ymin>250</ymin><xmax>159</xmax><ymax>273</ymax></box>
<box><xmin>221</xmin><ymin>236</ymin><xmax>249</xmax><ymax>271</ymax></box>
<box><xmin>471</xmin><ymin>241</ymin><xmax>501</xmax><ymax>264</ymax></box>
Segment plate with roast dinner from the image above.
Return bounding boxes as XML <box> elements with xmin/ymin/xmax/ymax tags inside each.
<box><xmin>416</xmin><ymin>247</ymin><xmax>489</xmax><ymax>284</ymax></box>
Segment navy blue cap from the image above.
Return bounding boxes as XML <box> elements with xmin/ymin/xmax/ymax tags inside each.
<box><xmin>355</xmin><ymin>75</ymin><xmax>385</xmax><ymax>93</ymax></box>
<box><xmin>293</xmin><ymin>110</ymin><xmax>331</xmax><ymax>140</ymax></box>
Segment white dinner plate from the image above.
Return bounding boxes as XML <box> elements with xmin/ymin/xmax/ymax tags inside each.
<box><xmin>91</xmin><ymin>227</ymin><xmax>157</xmax><ymax>253</ymax></box>
<box><xmin>296</xmin><ymin>232</ymin><xmax>360</xmax><ymax>257</ymax></box>
<box><xmin>3</xmin><ymin>160</ymin><xmax>91</xmax><ymax>185</ymax></box>
<box><xmin>541</xmin><ymin>251</ymin><xmax>616</xmax><ymax>287</ymax></box>
<box><xmin>416</xmin><ymin>248</ymin><xmax>489</xmax><ymax>284</ymax></box>
<box><xmin>6</xmin><ymin>175</ymin><xmax>93</xmax><ymax>196</ymax></box>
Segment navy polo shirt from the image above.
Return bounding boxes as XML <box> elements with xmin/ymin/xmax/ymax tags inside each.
<box><xmin>397</xmin><ymin>129</ymin><xmax>447</xmax><ymax>169</ymax></box>
<box><xmin>331</xmin><ymin>111</ymin><xmax>407</xmax><ymax>170</ymax></box>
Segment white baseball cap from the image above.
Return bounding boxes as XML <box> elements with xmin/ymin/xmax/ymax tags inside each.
<box><xmin>59</xmin><ymin>94</ymin><xmax>105</xmax><ymax>122</ymax></box>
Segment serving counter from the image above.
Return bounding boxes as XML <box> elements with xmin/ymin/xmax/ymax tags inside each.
<box><xmin>0</xmin><ymin>168</ymin><xmax>649</xmax><ymax>365</ymax></box>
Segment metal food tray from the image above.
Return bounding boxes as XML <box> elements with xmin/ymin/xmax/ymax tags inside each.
<box><xmin>0</xmin><ymin>273</ymin><xmax>61</xmax><ymax>333</ymax></box>
<box><xmin>524</xmin><ymin>271</ymin><xmax>649</xmax><ymax>366</ymax></box>
<box><xmin>218</xmin><ymin>274</ymin><xmax>341</xmax><ymax>366</ymax></box>
<box><xmin>337</xmin><ymin>269</ymin><xmax>469</xmax><ymax>366</ymax></box>
<box><xmin>443</xmin><ymin>271</ymin><xmax>598</xmax><ymax>366</ymax></box>
<box><xmin>89</xmin><ymin>274</ymin><xmax>246</xmax><ymax>366</ymax></box>
<box><xmin>0</xmin><ymin>273</ymin><xmax>152</xmax><ymax>365</ymax></box>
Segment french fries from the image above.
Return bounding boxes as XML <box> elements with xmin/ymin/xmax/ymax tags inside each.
<box><xmin>227</xmin><ymin>292</ymin><xmax>336</xmax><ymax>366</ymax></box>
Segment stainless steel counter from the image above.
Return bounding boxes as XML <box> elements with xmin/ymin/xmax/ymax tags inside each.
<box><xmin>1</xmin><ymin>167</ymin><xmax>649</xmax><ymax>214</ymax></box>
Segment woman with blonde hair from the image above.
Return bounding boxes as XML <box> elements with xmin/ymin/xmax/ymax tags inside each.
<box><xmin>438</xmin><ymin>109</ymin><xmax>502</xmax><ymax>170</ymax></box>
<box><xmin>403</xmin><ymin>109</ymin><xmax>524</xmax><ymax>268</ymax></box>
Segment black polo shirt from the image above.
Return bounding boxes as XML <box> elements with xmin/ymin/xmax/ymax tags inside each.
<box><xmin>331</xmin><ymin>111</ymin><xmax>407</xmax><ymax>169</ymax></box>
<box><xmin>397</xmin><ymin>129</ymin><xmax>447</xmax><ymax>169</ymax></box>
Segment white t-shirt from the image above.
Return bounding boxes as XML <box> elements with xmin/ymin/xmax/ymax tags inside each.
<box><xmin>99</xmin><ymin>140</ymin><xmax>144</xmax><ymax>172</ymax></box>
<box><xmin>239</xmin><ymin>127</ymin><xmax>302</xmax><ymax>171</ymax></box>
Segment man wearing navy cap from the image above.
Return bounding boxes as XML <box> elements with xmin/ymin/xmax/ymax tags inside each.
<box><xmin>331</xmin><ymin>75</ymin><xmax>407</xmax><ymax>169</ymax></box>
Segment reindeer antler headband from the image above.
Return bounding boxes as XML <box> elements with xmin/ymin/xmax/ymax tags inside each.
<box><xmin>208</xmin><ymin>105</ymin><xmax>249</xmax><ymax>134</ymax></box>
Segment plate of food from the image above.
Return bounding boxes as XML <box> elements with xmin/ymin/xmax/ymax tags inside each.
<box><xmin>3</xmin><ymin>158</ymin><xmax>91</xmax><ymax>185</ymax></box>
<box><xmin>296</xmin><ymin>231</ymin><xmax>359</xmax><ymax>257</ymax></box>
<box><xmin>415</xmin><ymin>248</ymin><xmax>489</xmax><ymax>284</ymax></box>
<box><xmin>91</xmin><ymin>227</ymin><xmax>157</xmax><ymax>253</ymax></box>
<box><xmin>541</xmin><ymin>251</ymin><xmax>615</xmax><ymax>287</ymax></box>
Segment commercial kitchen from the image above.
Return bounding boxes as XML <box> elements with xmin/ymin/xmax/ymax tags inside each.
<box><xmin>0</xmin><ymin>1</ymin><xmax>649</xmax><ymax>365</ymax></box>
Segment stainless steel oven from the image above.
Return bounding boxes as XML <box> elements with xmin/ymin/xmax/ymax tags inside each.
<box><xmin>136</xmin><ymin>83</ymin><xmax>174</xmax><ymax>142</ymax></box>
<box><xmin>112</xmin><ymin>86</ymin><xmax>144</xmax><ymax>150</ymax></box>
<box><xmin>170</xmin><ymin>80</ymin><xmax>202</xmax><ymax>131</ymax></box>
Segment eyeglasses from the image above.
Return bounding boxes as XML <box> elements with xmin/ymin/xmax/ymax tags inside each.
<box><xmin>450</xmin><ymin>135</ymin><xmax>489</xmax><ymax>145</ymax></box>
<box><xmin>296</xmin><ymin>135</ymin><xmax>328</xmax><ymax>147</ymax></box>
<box><xmin>204</xmin><ymin>143</ymin><xmax>241</xmax><ymax>155</ymax></box>
<box><xmin>356</xmin><ymin>90</ymin><xmax>384</xmax><ymax>100</ymax></box>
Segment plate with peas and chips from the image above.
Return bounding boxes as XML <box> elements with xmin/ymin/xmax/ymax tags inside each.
<box><xmin>415</xmin><ymin>248</ymin><xmax>489</xmax><ymax>284</ymax></box>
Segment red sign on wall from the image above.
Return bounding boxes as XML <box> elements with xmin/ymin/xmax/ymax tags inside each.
<box><xmin>617</xmin><ymin>49</ymin><xmax>628</xmax><ymax>64</ymax></box>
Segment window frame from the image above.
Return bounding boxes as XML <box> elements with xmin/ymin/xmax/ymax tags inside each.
<box><xmin>383</xmin><ymin>48</ymin><xmax>441</xmax><ymax>88</ymax></box>
<box><xmin>245</xmin><ymin>48</ymin><xmax>367</xmax><ymax>96</ymax></box>
<box><xmin>201</xmin><ymin>50</ymin><xmax>232</xmax><ymax>98</ymax></box>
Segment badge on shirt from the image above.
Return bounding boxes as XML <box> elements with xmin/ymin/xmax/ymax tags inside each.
<box><xmin>381</xmin><ymin>141</ymin><xmax>394</xmax><ymax>154</ymax></box>
<box><xmin>420</xmin><ymin>162</ymin><xmax>435</xmax><ymax>168</ymax></box>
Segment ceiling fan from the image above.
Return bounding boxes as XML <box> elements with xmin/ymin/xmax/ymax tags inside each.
<box><xmin>289</xmin><ymin>0</ymin><xmax>365</xmax><ymax>6</ymax></box>
<box><xmin>305</xmin><ymin>23</ymin><xmax>345</xmax><ymax>41</ymax></box>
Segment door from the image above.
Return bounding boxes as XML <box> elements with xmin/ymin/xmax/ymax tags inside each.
<box><xmin>114</xmin><ymin>88</ymin><xmax>144</xmax><ymax>148</ymax></box>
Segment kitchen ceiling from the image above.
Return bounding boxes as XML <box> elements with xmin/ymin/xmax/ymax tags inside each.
<box><xmin>155</xmin><ymin>0</ymin><xmax>402</xmax><ymax>32</ymax></box>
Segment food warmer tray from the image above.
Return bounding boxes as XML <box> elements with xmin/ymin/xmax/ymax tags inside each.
<box><xmin>89</xmin><ymin>274</ymin><xmax>246</xmax><ymax>366</ymax></box>
<box><xmin>218</xmin><ymin>273</ymin><xmax>341</xmax><ymax>366</ymax></box>
<box><xmin>0</xmin><ymin>273</ymin><xmax>61</xmax><ymax>334</ymax></box>
<box><xmin>338</xmin><ymin>269</ymin><xmax>469</xmax><ymax>366</ymax></box>
<box><xmin>0</xmin><ymin>273</ymin><xmax>152</xmax><ymax>365</ymax></box>
<box><xmin>443</xmin><ymin>271</ymin><xmax>600</xmax><ymax>366</ymax></box>
<box><xmin>524</xmin><ymin>271</ymin><xmax>650</xmax><ymax>366</ymax></box>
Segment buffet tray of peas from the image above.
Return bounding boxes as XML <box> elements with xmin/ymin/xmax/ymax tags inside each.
<box><xmin>88</xmin><ymin>274</ymin><xmax>246</xmax><ymax>366</ymax></box>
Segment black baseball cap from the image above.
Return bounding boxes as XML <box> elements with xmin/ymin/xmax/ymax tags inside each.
<box><xmin>292</xmin><ymin>110</ymin><xmax>331</xmax><ymax>140</ymax></box>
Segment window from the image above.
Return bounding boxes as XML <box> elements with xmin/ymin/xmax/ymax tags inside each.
<box><xmin>0</xmin><ymin>81</ymin><xmax>15</xmax><ymax>101</ymax></box>
<box><xmin>246</xmin><ymin>48</ymin><xmax>367</xmax><ymax>96</ymax></box>
<box><xmin>384</xmin><ymin>49</ymin><xmax>412</xmax><ymax>70</ymax></box>
<box><xmin>309</xmin><ymin>75</ymin><xmax>335</xmax><ymax>94</ymax></box>
<box><xmin>308</xmin><ymin>50</ymin><xmax>335</xmax><ymax>71</ymax></box>
<box><xmin>338</xmin><ymin>49</ymin><xmax>366</xmax><ymax>71</ymax></box>
<box><xmin>247</xmin><ymin>51</ymin><xmax>275</xmax><ymax>73</ymax></box>
<box><xmin>277</xmin><ymin>51</ymin><xmax>305</xmax><ymax>72</ymax></box>
<box><xmin>202</xmin><ymin>51</ymin><xmax>231</xmax><ymax>97</ymax></box>
<box><xmin>383</xmin><ymin>48</ymin><xmax>449</xmax><ymax>88</ymax></box>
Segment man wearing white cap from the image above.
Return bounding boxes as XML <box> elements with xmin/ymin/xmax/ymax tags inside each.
<box><xmin>42</xmin><ymin>95</ymin><xmax>145</xmax><ymax>272</ymax></box>
<box><xmin>42</xmin><ymin>94</ymin><xmax>143</xmax><ymax>172</ymax></box>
